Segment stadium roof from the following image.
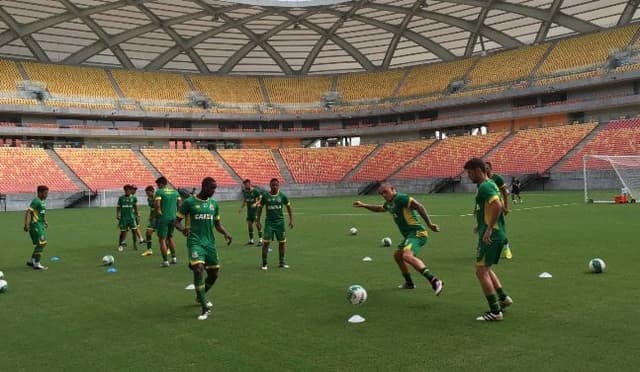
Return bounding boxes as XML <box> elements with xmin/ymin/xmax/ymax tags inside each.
<box><xmin>0</xmin><ymin>0</ymin><xmax>637</xmax><ymax>75</ymax></box>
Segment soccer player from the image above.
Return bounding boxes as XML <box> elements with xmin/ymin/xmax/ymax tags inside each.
<box><xmin>485</xmin><ymin>161</ymin><xmax>512</xmax><ymax>259</ymax></box>
<box><xmin>116</xmin><ymin>185</ymin><xmax>143</xmax><ymax>251</ymax></box>
<box><xmin>24</xmin><ymin>185</ymin><xmax>49</xmax><ymax>270</ymax></box>
<box><xmin>510</xmin><ymin>177</ymin><xmax>522</xmax><ymax>204</ymax></box>
<box><xmin>353</xmin><ymin>183</ymin><xmax>444</xmax><ymax>295</ymax></box>
<box><xmin>238</xmin><ymin>179</ymin><xmax>262</xmax><ymax>245</ymax></box>
<box><xmin>464</xmin><ymin>158</ymin><xmax>513</xmax><ymax>321</ymax></box>
<box><xmin>175</xmin><ymin>177</ymin><xmax>232</xmax><ymax>320</ymax></box>
<box><xmin>141</xmin><ymin>185</ymin><xmax>156</xmax><ymax>256</ymax></box>
<box><xmin>256</xmin><ymin>178</ymin><xmax>293</xmax><ymax>270</ymax></box>
<box><xmin>155</xmin><ymin>177</ymin><xmax>181</xmax><ymax>267</ymax></box>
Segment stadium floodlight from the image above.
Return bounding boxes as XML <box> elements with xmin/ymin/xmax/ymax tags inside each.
<box><xmin>583</xmin><ymin>155</ymin><xmax>640</xmax><ymax>203</ymax></box>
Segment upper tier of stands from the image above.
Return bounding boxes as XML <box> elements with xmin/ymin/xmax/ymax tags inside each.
<box><xmin>23</xmin><ymin>62</ymin><xmax>118</xmax><ymax>99</ymax></box>
<box><xmin>264</xmin><ymin>76</ymin><xmax>332</xmax><ymax>105</ymax></box>
<box><xmin>559</xmin><ymin>119</ymin><xmax>640</xmax><ymax>171</ymax></box>
<box><xmin>337</xmin><ymin>70</ymin><xmax>405</xmax><ymax>102</ymax></box>
<box><xmin>216</xmin><ymin>149</ymin><xmax>283</xmax><ymax>186</ymax></box>
<box><xmin>111</xmin><ymin>70</ymin><xmax>190</xmax><ymax>103</ymax></box>
<box><xmin>397</xmin><ymin>58</ymin><xmax>476</xmax><ymax>98</ymax></box>
<box><xmin>279</xmin><ymin>145</ymin><xmax>376</xmax><ymax>183</ymax></box>
<box><xmin>0</xmin><ymin>147</ymin><xmax>78</xmax><ymax>193</ymax></box>
<box><xmin>191</xmin><ymin>76</ymin><xmax>263</xmax><ymax>104</ymax></box>
<box><xmin>394</xmin><ymin>132</ymin><xmax>510</xmax><ymax>179</ymax></box>
<box><xmin>351</xmin><ymin>140</ymin><xmax>434</xmax><ymax>182</ymax></box>
<box><xmin>467</xmin><ymin>44</ymin><xmax>549</xmax><ymax>87</ymax></box>
<box><xmin>141</xmin><ymin>149</ymin><xmax>237</xmax><ymax>188</ymax></box>
<box><xmin>488</xmin><ymin>123</ymin><xmax>597</xmax><ymax>175</ymax></box>
<box><xmin>56</xmin><ymin>148</ymin><xmax>155</xmax><ymax>191</ymax></box>
<box><xmin>0</xmin><ymin>60</ymin><xmax>21</xmax><ymax>93</ymax></box>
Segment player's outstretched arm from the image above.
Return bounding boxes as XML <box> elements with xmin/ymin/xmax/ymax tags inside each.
<box><xmin>410</xmin><ymin>199</ymin><xmax>439</xmax><ymax>232</ymax></box>
<box><xmin>214</xmin><ymin>220</ymin><xmax>232</xmax><ymax>245</ymax></box>
<box><xmin>352</xmin><ymin>201</ymin><xmax>385</xmax><ymax>212</ymax></box>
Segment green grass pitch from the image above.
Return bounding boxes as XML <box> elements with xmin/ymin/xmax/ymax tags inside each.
<box><xmin>0</xmin><ymin>191</ymin><xmax>638</xmax><ymax>371</ymax></box>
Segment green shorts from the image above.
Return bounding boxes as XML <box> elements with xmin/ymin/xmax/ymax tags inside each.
<box><xmin>147</xmin><ymin>215</ymin><xmax>157</xmax><ymax>231</ymax></box>
<box><xmin>476</xmin><ymin>236</ymin><xmax>507</xmax><ymax>267</ymax></box>
<box><xmin>119</xmin><ymin>218</ymin><xmax>138</xmax><ymax>231</ymax></box>
<box><xmin>264</xmin><ymin>220</ymin><xmax>286</xmax><ymax>242</ymax></box>
<box><xmin>29</xmin><ymin>224</ymin><xmax>47</xmax><ymax>246</ymax></box>
<box><xmin>156</xmin><ymin>218</ymin><xmax>175</xmax><ymax>239</ymax></box>
<box><xmin>188</xmin><ymin>243</ymin><xmax>219</xmax><ymax>268</ymax></box>
<box><xmin>398</xmin><ymin>231</ymin><xmax>428</xmax><ymax>255</ymax></box>
<box><xmin>246</xmin><ymin>209</ymin><xmax>258</xmax><ymax>223</ymax></box>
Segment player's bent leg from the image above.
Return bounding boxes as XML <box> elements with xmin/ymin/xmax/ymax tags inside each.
<box><xmin>401</xmin><ymin>247</ymin><xmax>443</xmax><ymax>295</ymax></box>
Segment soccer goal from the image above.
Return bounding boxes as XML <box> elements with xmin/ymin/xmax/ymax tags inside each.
<box><xmin>583</xmin><ymin>155</ymin><xmax>640</xmax><ymax>203</ymax></box>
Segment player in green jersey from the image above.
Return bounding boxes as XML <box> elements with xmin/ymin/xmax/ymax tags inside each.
<box><xmin>141</xmin><ymin>185</ymin><xmax>156</xmax><ymax>257</ymax></box>
<box><xmin>485</xmin><ymin>161</ymin><xmax>512</xmax><ymax>259</ymax></box>
<box><xmin>117</xmin><ymin>185</ymin><xmax>143</xmax><ymax>251</ymax></box>
<box><xmin>256</xmin><ymin>178</ymin><xmax>293</xmax><ymax>270</ymax></box>
<box><xmin>24</xmin><ymin>185</ymin><xmax>49</xmax><ymax>270</ymax></box>
<box><xmin>353</xmin><ymin>183</ymin><xmax>444</xmax><ymax>295</ymax></box>
<box><xmin>155</xmin><ymin>177</ymin><xmax>182</xmax><ymax>267</ymax></box>
<box><xmin>175</xmin><ymin>177</ymin><xmax>232</xmax><ymax>320</ymax></box>
<box><xmin>464</xmin><ymin>158</ymin><xmax>513</xmax><ymax>322</ymax></box>
<box><xmin>238</xmin><ymin>179</ymin><xmax>263</xmax><ymax>245</ymax></box>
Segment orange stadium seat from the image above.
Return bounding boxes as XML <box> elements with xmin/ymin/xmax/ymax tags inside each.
<box><xmin>23</xmin><ymin>62</ymin><xmax>118</xmax><ymax>99</ymax></box>
<box><xmin>264</xmin><ymin>76</ymin><xmax>332</xmax><ymax>105</ymax></box>
<box><xmin>0</xmin><ymin>60</ymin><xmax>22</xmax><ymax>93</ymax></box>
<box><xmin>142</xmin><ymin>149</ymin><xmax>237</xmax><ymax>188</ymax></box>
<box><xmin>279</xmin><ymin>145</ymin><xmax>375</xmax><ymax>183</ymax></box>
<box><xmin>216</xmin><ymin>149</ymin><xmax>283</xmax><ymax>186</ymax></box>
<box><xmin>0</xmin><ymin>147</ymin><xmax>78</xmax><ymax>193</ymax></box>
<box><xmin>351</xmin><ymin>140</ymin><xmax>434</xmax><ymax>182</ymax></box>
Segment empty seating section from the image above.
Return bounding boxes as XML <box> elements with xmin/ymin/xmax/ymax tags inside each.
<box><xmin>559</xmin><ymin>119</ymin><xmax>640</xmax><ymax>171</ymax></box>
<box><xmin>488</xmin><ymin>123</ymin><xmax>597</xmax><ymax>174</ymax></box>
<box><xmin>217</xmin><ymin>149</ymin><xmax>283</xmax><ymax>185</ymax></box>
<box><xmin>112</xmin><ymin>70</ymin><xmax>190</xmax><ymax>103</ymax></box>
<box><xmin>56</xmin><ymin>148</ymin><xmax>155</xmax><ymax>191</ymax></box>
<box><xmin>191</xmin><ymin>76</ymin><xmax>263</xmax><ymax>104</ymax></box>
<box><xmin>351</xmin><ymin>140</ymin><xmax>434</xmax><ymax>182</ymax></box>
<box><xmin>142</xmin><ymin>149</ymin><xmax>237</xmax><ymax>188</ymax></box>
<box><xmin>0</xmin><ymin>147</ymin><xmax>78</xmax><ymax>193</ymax></box>
<box><xmin>394</xmin><ymin>132</ymin><xmax>509</xmax><ymax>179</ymax></box>
<box><xmin>397</xmin><ymin>58</ymin><xmax>475</xmax><ymax>98</ymax></box>
<box><xmin>337</xmin><ymin>70</ymin><xmax>404</xmax><ymax>102</ymax></box>
<box><xmin>23</xmin><ymin>62</ymin><xmax>117</xmax><ymax>99</ymax></box>
<box><xmin>265</xmin><ymin>76</ymin><xmax>332</xmax><ymax>104</ymax></box>
<box><xmin>536</xmin><ymin>25</ymin><xmax>638</xmax><ymax>77</ymax></box>
<box><xmin>0</xmin><ymin>60</ymin><xmax>21</xmax><ymax>93</ymax></box>
<box><xmin>468</xmin><ymin>44</ymin><xmax>549</xmax><ymax>87</ymax></box>
<box><xmin>280</xmin><ymin>145</ymin><xmax>375</xmax><ymax>183</ymax></box>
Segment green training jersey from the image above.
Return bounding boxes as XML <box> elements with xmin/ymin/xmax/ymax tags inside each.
<box><xmin>155</xmin><ymin>186</ymin><xmax>181</xmax><ymax>220</ymax></box>
<box><xmin>242</xmin><ymin>188</ymin><xmax>262</xmax><ymax>211</ymax></box>
<box><xmin>117</xmin><ymin>195</ymin><xmax>136</xmax><ymax>220</ymax></box>
<box><xmin>490</xmin><ymin>173</ymin><xmax>505</xmax><ymax>190</ymax></box>
<box><xmin>178</xmin><ymin>196</ymin><xmax>219</xmax><ymax>247</ymax></box>
<box><xmin>261</xmin><ymin>191</ymin><xmax>289</xmax><ymax>223</ymax></box>
<box><xmin>28</xmin><ymin>197</ymin><xmax>46</xmax><ymax>226</ymax></box>
<box><xmin>383</xmin><ymin>193</ymin><xmax>426</xmax><ymax>238</ymax></box>
<box><xmin>475</xmin><ymin>179</ymin><xmax>506</xmax><ymax>238</ymax></box>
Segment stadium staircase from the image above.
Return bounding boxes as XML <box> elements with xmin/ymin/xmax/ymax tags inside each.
<box><xmin>15</xmin><ymin>61</ymin><xmax>29</xmax><ymax>80</ymax></box>
<box><xmin>258</xmin><ymin>77</ymin><xmax>271</xmax><ymax>106</ymax></box>
<box><xmin>104</xmin><ymin>69</ymin><xmax>126</xmax><ymax>98</ymax></box>
<box><xmin>210</xmin><ymin>150</ymin><xmax>243</xmax><ymax>184</ymax></box>
<box><xmin>386</xmin><ymin>140</ymin><xmax>438</xmax><ymax>179</ymax></box>
<box><xmin>527</xmin><ymin>41</ymin><xmax>557</xmax><ymax>82</ymax></box>
<box><xmin>271</xmin><ymin>149</ymin><xmax>295</xmax><ymax>184</ymax></box>
<box><xmin>134</xmin><ymin>150</ymin><xmax>163</xmax><ymax>180</ymax></box>
<box><xmin>342</xmin><ymin>144</ymin><xmax>383</xmax><ymax>182</ymax></box>
<box><xmin>478</xmin><ymin>130</ymin><xmax>515</xmax><ymax>161</ymax></box>
<box><xmin>390</xmin><ymin>70</ymin><xmax>411</xmax><ymax>98</ymax></box>
<box><xmin>551</xmin><ymin>123</ymin><xmax>607</xmax><ymax>172</ymax></box>
<box><xmin>45</xmin><ymin>149</ymin><xmax>90</xmax><ymax>191</ymax></box>
<box><xmin>429</xmin><ymin>176</ymin><xmax>461</xmax><ymax>193</ymax></box>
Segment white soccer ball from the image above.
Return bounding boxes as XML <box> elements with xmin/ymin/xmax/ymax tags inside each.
<box><xmin>588</xmin><ymin>258</ymin><xmax>606</xmax><ymax>273</ymax></box>
<box><xmin>381</xmin><ymin>237</ymin><xmax>392</xmax><ymax>247</ymax></box>
<box><xmin>0</xmin><ymin>279</ymin><xmax>8</xmax><ymax>293</ymax></box>
<box><xmin>0</xmin><ymin>270</ymin><xmax>4</xmax><ymax>279</ymax></box>
<box><xmin>349</xmin><ymin>227</ymin><xmax>358</xmax><ymax>235</ymax></box>
<box><xmin>102</xmin><ymin>255</ymin><xmax>115</xmax><ymax>266</ymax></box>
<box><xmin>347</xmin><ymin>284</ymin><xmax>368</xmax><ymax>305</ymax></box>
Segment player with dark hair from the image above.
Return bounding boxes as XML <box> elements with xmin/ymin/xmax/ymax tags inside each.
<box><xmin>117</xmin><ymin>184</ymin><xmax>143</xmax><ymax>251</ymax></box>
<box><xmin>485</xmin><ymin>161</ymin><xmax>512</xmax><ymax>259</ymax></box>
<box><xmin>238</xmin><ymin>179</ymin><xmax>263</xmax><ymax>245</ymax></box>
<box><xmin>175</xmin><ymin>177</ymin><xmax>232</xmax><ymax>320</ymax></box>
<box><xmin>353</xmin><ymin>183</ymin><xmax>444</xmax><ymax>295</ymax></box>
<box><xmin>155</xmin><ymin>176</ymin><xmax>181</xmax><ymax>267</ymax></box>
<box><xmin>464</xmin><ymin>158</ymin><xmax>513</xmax><ymax>321</ymax></box>
<box><xmin>24</xmin><ymin>185</ymin><xmax>49</xmax><ymax>270</ymax></box>
<box><xmin>141</xmin><ymin>185</ymin><xmax>156</xmax><ymax>257</ymax></box>
<box><xmin>256</xmin><ymin>178</ymin><xmax>293</xmax><ymax>270</ymax></box>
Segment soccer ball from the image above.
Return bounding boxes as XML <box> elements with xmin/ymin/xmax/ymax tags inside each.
<box><xmin>347</xmin><ymin>285</ymin><xmax>368</xmax><ymax>305</ymax></box>
<box><xmin>102</xmin><ymin>255</ymin><xmax>115</xmax><ymax>266</ymax></box>
<box><xmin>0</xmin><ymin>279</ymin><xmax>8</xmax><ymax>293</ymax></box>
<box><xmin>588</xmin><ymin>258</ymin><xmax>606</xmax><ymax>273</ymax></box>
<box><xmin>349</xmin><ymin>227</ymin><xmax>358</xmax><ymax>235</ymax></box>
<box><xmin>381</xmin><ymin>237</ymin><xmax>392</xmax><ymax>247</ymax></box>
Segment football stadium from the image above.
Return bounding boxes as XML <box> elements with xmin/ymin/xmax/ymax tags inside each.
<box><xmin>1</xmin><ymin>0</ymin><xmax>639</xmax><ymax>370</ymax></box>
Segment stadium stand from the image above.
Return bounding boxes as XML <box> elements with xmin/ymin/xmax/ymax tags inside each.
<box><xmin>279</xmin><ymin>145</ymin><xmax>376</xmax><ymax>183</ymax></box>
<box><xmin>191</xmin><ymin>76</ymin><xmax>264</xmax><ymax>104</ymax></box>
<box><xmin>397</xmin><ymin>58</ymin><xmax>476</xmax><ymax>98</ymax></box>
<box><xmin>111</xmin><ymin>70</ymin><xmax>190</xmax><ymax>103</ymax></box>
<box><xmin>141</xmin><ymin>149</ymin><xmax>237</xmax><ymax>188</ymax></box>
<box><xmin>336</xmin><ymin>70</ymin><xmax>405</xmax><ymax>102</ymax></box>
<box><xmin>23</xmin><ymin>62</ymin><xmax>118</xmax><ymax>99</ymax></box>
<box><xmin>467</xmin><ymin>44</ymin><xmax>549</xmax><ymax>87</ymax></box>
<box><xmin>559</xmin><ymin>119</ymin><xmax>640</xmax><ymax>171</ymax></box>
<box><xmin>56</xmin><ymin>148</ymin><xmax>155</xmax><ymax>191</ymax></box>
<box><xmin>264</xmin><ymin>76</ymin><xmax>332</xmax><ymax>105</ymax></box>
<box><xmin>351</xmin><ymin>140</ymin><xmax>434</xmax><ymax>182</ymax></box>
<box><xmin>216</xmin><ymin>149</ymin><xmax>283</xmax><ymax>186</ymax></box>
<box><xmin>536</xmin><ymin>25</ymin><xmax>638</xmax><ymax>77</ymax></box>
<box><xmin>488</xmin><ymin>123</ymin><xmax>597</xmax><ymax>174</ymax></box>
<box><xmin>0</xmin><ymin>60</ymin><xmax>22</xmax><ymax>93</ymax></box>
<box><xmin>393</xmin><ymin>132</ymin><xmax>510</xmax><ymax>179</ymax></box>
<box><xmin>0</xmin><ymin>147</ymin><xmax>78</xmax><ymax>193</ymax></box>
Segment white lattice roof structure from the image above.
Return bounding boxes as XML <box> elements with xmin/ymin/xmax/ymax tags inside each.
<box><xmin>0</xmin><ymin>0</ymin><xmax>637</xmax><ymax>75</ymax></box>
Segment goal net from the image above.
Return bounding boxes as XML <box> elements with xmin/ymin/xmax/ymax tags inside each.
<box><xmin>583</xmin><ymin>155</ymin><xmax>640</xmax><ymax>203</ymax></box>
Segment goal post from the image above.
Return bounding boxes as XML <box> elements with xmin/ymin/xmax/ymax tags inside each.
<box><xmin>583</xmin><ymin>155</ymin><xmax>640</xmax><ymax>203</ymax></box>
